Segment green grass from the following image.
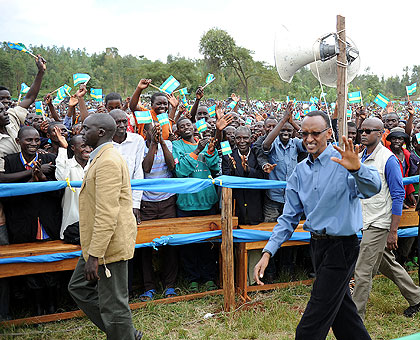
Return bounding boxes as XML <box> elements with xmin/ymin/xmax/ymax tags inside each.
<box><xmin>1</xmin><ymin>275</ymin><xmax>419</xmax><ymax>340</ymax></box>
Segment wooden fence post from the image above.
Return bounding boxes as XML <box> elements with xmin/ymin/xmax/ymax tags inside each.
<box><xmin>336</xmin><ymin>15</ymin><xmax>347</xmax><ymax>148</ymax></box>
<box><xmin>221</xmin><ymin>186</ymin><xmax>235</xmax><ymax>312</ymax></box>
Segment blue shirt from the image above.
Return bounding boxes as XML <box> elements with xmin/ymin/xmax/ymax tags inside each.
<box><xmin>361</xmin><ymin>149</ymin><xmax>404</xmax><ymax>216</ymax></box>
<box><xmin>265</xmin><ymin>137</ymin><xmax>305</xmax><ymax>203</ymax></box>
<box><xmin>264</xmin><ymin>144</ymin><xmax>381</xmax><ymax>256</ymax></box>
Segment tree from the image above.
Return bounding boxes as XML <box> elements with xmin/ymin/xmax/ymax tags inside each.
<box><xmin>199</xmin><ymin>28</ymin><xmax>257</xmax><ymax>103</ymax></box>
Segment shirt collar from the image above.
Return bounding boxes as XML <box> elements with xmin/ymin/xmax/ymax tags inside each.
<box><xmin>89</xmin><ymin>142</ymin><xmax>112</xmax><ymax>160</ymax></box>
<box><xmin>306</xmin><ymin>143</ymin><xmax>333</xmax><ymax>166</ymax></box>
<box><xmin>236</xmin><ymin>148</ymin><xmax>251</xmax><ymax>159</ymax></box>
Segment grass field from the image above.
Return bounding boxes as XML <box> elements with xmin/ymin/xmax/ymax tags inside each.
<box><xmin>0</xmin><ymin>274</ymin><xmax>419</xmax><ymax>340</ymax></box>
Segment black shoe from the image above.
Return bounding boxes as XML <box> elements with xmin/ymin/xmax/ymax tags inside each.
<box><xmin>134</xmin><ymin>329</ymin><xmax>143</xmax><ymax>339</ymax></box>
<box><xmin>403</xmin><ymin>302</ymin><xmax>420</xmax><ymax>317</ymax></box>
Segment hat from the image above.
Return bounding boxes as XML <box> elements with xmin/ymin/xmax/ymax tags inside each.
<box><xmin>386</xmin><ymin>127</ymin><xmax>409</xmax><ymax>142</ymax></box>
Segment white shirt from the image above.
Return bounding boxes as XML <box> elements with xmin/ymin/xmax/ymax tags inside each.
<box><xmin>55</xmin><ymin>147</ymin><xmax>86</xmax><ymax>239</ymax></box>
<box><xmin>143</xmin><ymin>140</ymin><xmax>175</xmax><ymax>202</ymax></box>
<box><xmin>112</xmin><ymin>132</ymin><xmax>145</xmax><ymax>209</ymax></box>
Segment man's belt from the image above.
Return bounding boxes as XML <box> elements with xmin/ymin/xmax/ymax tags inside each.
<box><xmin>310</xmin><ymin>233</ymin><xmax>357</xmax><ymax>240</ymax></box>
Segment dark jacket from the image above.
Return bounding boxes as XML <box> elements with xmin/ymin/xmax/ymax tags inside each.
<box><xmin>222</xmin><ymin>148</ymin><xmax>265</xmax><ymax>225</ymax></box>
<box><xmin>2</xmin><ymin>152</ymin><xmax>62</xmax><ymax>243</ymax></box>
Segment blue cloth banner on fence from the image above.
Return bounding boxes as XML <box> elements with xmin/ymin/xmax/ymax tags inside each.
<box><xmin>0</xmin><ymin>175</ymin><xmax>418</xmax><ymax>198</ymax></box>
<box><xmin>0</xmin><ymin>227</ymin><xmax>418</xmax><ymax>265</ymax></box>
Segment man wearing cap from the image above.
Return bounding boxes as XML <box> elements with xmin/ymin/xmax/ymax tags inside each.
<box><xmin>353</xmin><ymin>118</ymin><xmax>420</xmax><ymax>319</ymax></box>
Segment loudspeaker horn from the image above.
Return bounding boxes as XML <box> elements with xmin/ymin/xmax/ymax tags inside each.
<box><xmin>309</xmin><ymin>37</ymin><xmax>360</xmax><ymax>88</ymax></box>
<box><xmin>274</xmin><ymin>25</ymin><xmax>360</xmax><ymax>88</ymax></box>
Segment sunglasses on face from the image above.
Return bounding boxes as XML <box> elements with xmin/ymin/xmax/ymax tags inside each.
<box><xmin>358</xmin><ymin>129</ymin><xmax>381</xmax><ymax>135</ymax></box>
<box><xmin>298</xmin><ymin>127</ymin><xmax>329</xmax><ymax>138</ymax></box>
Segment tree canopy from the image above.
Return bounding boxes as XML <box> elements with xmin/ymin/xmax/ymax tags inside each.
<box><xmin>1</xmin><ymin>29</ymin><xmax>419</xmax><ymax>103</ymax></box>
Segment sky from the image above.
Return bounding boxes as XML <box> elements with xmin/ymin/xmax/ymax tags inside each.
<box><xmin>1</xmin><ymin>0</ymin><xmax>419</xmax><ymax>79</ymax></box>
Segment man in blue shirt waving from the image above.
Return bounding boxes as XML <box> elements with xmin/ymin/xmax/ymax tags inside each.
<box><xmin>254</xmin><ymin>111</ymin><xmax>381</xmax><ymax>340</ymax></box>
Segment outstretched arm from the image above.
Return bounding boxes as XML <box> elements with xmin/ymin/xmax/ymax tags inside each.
<box><xmin>129</xmin><ymin>79</ymin><xmax>151</xmax><ymax>112</ymax></box>
<box><xmin>189</xmin><ymin>86</ymin><xmax>204</xmax><ymax>122</ymax></box>
<box><xmin>19</xmin><ymin>55</ymin><xmax>47</xmax><ymax>109</ymax></box>
<box><xmin>263</xmin><ymin>102</ymin><xmax>293</xmax><ymax>151</ymax></box>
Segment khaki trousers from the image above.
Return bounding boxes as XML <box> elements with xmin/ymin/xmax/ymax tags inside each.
<box><xmin>353</xmin><ymin>227</ymin><xmax>420</xmax><ymax>319</ymax></box>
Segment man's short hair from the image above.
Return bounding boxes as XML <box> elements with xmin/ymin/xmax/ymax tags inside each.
<box><xmin>304</xmin><ymin>111</ymin><xmax>331</xmax><ymax>128</ymax></box>
<box><xmin>236</xmin><ymin>126</ymin><xmax>251</xmax><ymax>137</ymax></box>
<box><xmin>47</xmin><ymin>121</ymin><xmax>65</xmax><ymax>134</ymax></box>
<box><xmin>104</xmin><ymin>92</ymin><xmax>122</xmax><ymax>105</ymax></box>
<box><xmin>0</xmin><ymin>86</ymin><xmax>10</xmax><ymax>92</ymax></box>
<box><xmin>264</xmin><ymin>117</ymin><xmax>278</xmax><ymax>126</ymax></box>
<box><xmin>18</xmin><ymin>125</ymin><xmax>38</xmax><ymax>139</ymax></box>
<box><xmin>347</xmin><ymin>121</ymin><xmax>357</xmax><ymax>129</ymax></box>
<box><xmin>177</xmin><ymin>116</ymin><xmax>191</xmax><ymax>126</ymax></box>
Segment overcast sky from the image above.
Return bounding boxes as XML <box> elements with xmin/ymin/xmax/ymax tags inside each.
<box><xmin>1</xmin><ymin>0</ymin><xmax>419</xmax><ymax>79</ymax></box>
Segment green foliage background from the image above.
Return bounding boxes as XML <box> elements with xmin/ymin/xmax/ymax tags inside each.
<box><xmin>1</xmin><ymin>31</ymin><xmax>419</xmax><ymax>103</ymax></box>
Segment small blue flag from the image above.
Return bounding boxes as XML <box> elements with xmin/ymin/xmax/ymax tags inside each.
<box><xmin>374</xmin><ymin>93</ymin><xmax>389</xmax><ymax>109</ymax></box>
<box><xmin>157</xmin><ymin>113</ymin><xmax>170</xmax><ymax>126</ymax></box>
<box><xmin>348</xmin><ymin>91</ymin><xmax>362</xmax><ymax>104</ymax></box>
<box><xmin>178</xmin><ymin>87</ymin><xmax>189</xmax><ymax>96</ymax></box>
<box><xmin>406</xmin><ymin>83</ymin><xmax>417</xmax><ymax>96</ymax></box>
<box><xmin>207</xmin><ymin>105</ymin><xmax>216</xmax><ymax>117</ymax></box>
<box><xmin>90</xmin><ymin>89</ymin><xmax>103</xmax><ymax>102</ymax></box>
<box><xmin>20</xmin><ymin>83</ymin><xmax>29</xmax><ymax>95</ymax></box>
<box><xmin>159</xmin><ymin>75</ymin><xmax>180</xmax><ymax>94</ymax></box>
<box><xmin>195</xmin><ymin>119</ymin><xmax>207</xmax><ymax>132</ymax></box>
<box><xmin>205</xmin><ymin>73</ymin><xmax>215</xmax><ymax>84</ymax></box>
<box><xmin>227</xmin><ymin>101</ymin><xmax>237</xmax><ymax>110</ymax></box>
<box><xmin>8</xmin><ymin>42</ymin><xmax>32</xmax><ymax>56</ymax></box>
<box><xmin>134</xmin><ymin>110</ymin><xmax>153</xmax><ymax>124</ymax></box>
<box><xmin>73</xmin><ymin>73</ymin><xmax>90</xmax><ymax>86</ymax></box>
<box><xmin>220</xmin><ymin>141</ymin><xmax>232</xmax><ymax>155</ymax></box>
<box><xmin>35</xmin><ymin>101</ymin><xmax>44</xmax><ymax>116</ymax></box>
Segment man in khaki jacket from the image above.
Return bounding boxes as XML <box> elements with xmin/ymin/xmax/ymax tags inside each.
<box><xmin>68</xmin><ymin>114</ymin><xmax>142</xmax><ymax>340</ymax></box>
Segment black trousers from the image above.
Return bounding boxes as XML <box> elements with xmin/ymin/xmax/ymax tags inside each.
<box><xmin>177</xmin><ymin>207</ymin><xmax>218</xmax><ymax>283</ymax></box>
<box><xmin>295</xmin><ymin>235</ymin><xmax>371</xmax><ymax>340</ymax></box>
<box><xmin>139</xmin><ymin>195</ymin><xmax>178</xmax><ymax>291</ymax></box>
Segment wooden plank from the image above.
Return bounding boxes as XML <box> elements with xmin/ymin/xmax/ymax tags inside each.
<box><xmin>235</xmin><ymin>242</ymin><xmax>250</xmax><ymax>302</ymax></box>
<box><xmin>245</xmin><ymin>240</ymin><xmax>308</xmax><ymax>251</ymax></box>
<box><xmin>0</xmin><ymin>241</ymin><xmax>80</xmax><ymax>258</ymax></box>
<box><xmin>221</xmin><ymin>187</ymin><xmax>235</xmax><ymax>312</ymax></box>
<box><xmin>0</xmin><ymin>258</ymin><xmax>79</xmax><ymax>279</ymax></box>
<box><xmin>1</xmin><ymin>289</ymin><xmax>224</xmax><ymax>326</ymax></box>
<box><xmin>400</xmin><ymin>208</ymin><xmax>418</xmax><ymax>227</ymax></box>
<box><xmin>136</xmin><ymin>215</ymin><xmax>238</xmax><ymax>244</ymax></box>
<box><xmin>239</xmin><ymin>222</ymin><xmax>305</xmax><ymax>232</ymax></box>
<box><xmin>246</xmin><ymin>279</ymin><xmax>314</xmax><ymax>292</ymax></box>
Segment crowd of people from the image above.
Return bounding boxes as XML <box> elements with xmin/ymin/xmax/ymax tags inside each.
<box><xmin>0</xmin><ymin>55</ymin><xmax>419</xmax><ymax>334</ymax></box>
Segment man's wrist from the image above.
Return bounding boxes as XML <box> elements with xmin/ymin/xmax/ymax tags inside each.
<box><xmin>262</xmin><ymin>249</ymin><xmax>272</xmax><ymax>257</ymax></box>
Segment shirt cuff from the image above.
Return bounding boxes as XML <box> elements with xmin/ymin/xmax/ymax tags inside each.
<box><xmin>263</xmin><ymin>242</ymin><xmax>279</xmax><ymax>257</ymax></box>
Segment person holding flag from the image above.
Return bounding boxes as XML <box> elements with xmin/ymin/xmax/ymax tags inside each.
<box><xmin>129</xmin><ymin>79</ymin><xmax>178</xmax><ymax>140</ymax></box>
<box><xmin>0</xmin><ymin>55</ymin><xmax>47</xmax><ymax>319</ymax></box>
<box><xmin>172</xmin><ymin>117</ymin><xmax>220</xmax><ymax>292</ymax></box>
